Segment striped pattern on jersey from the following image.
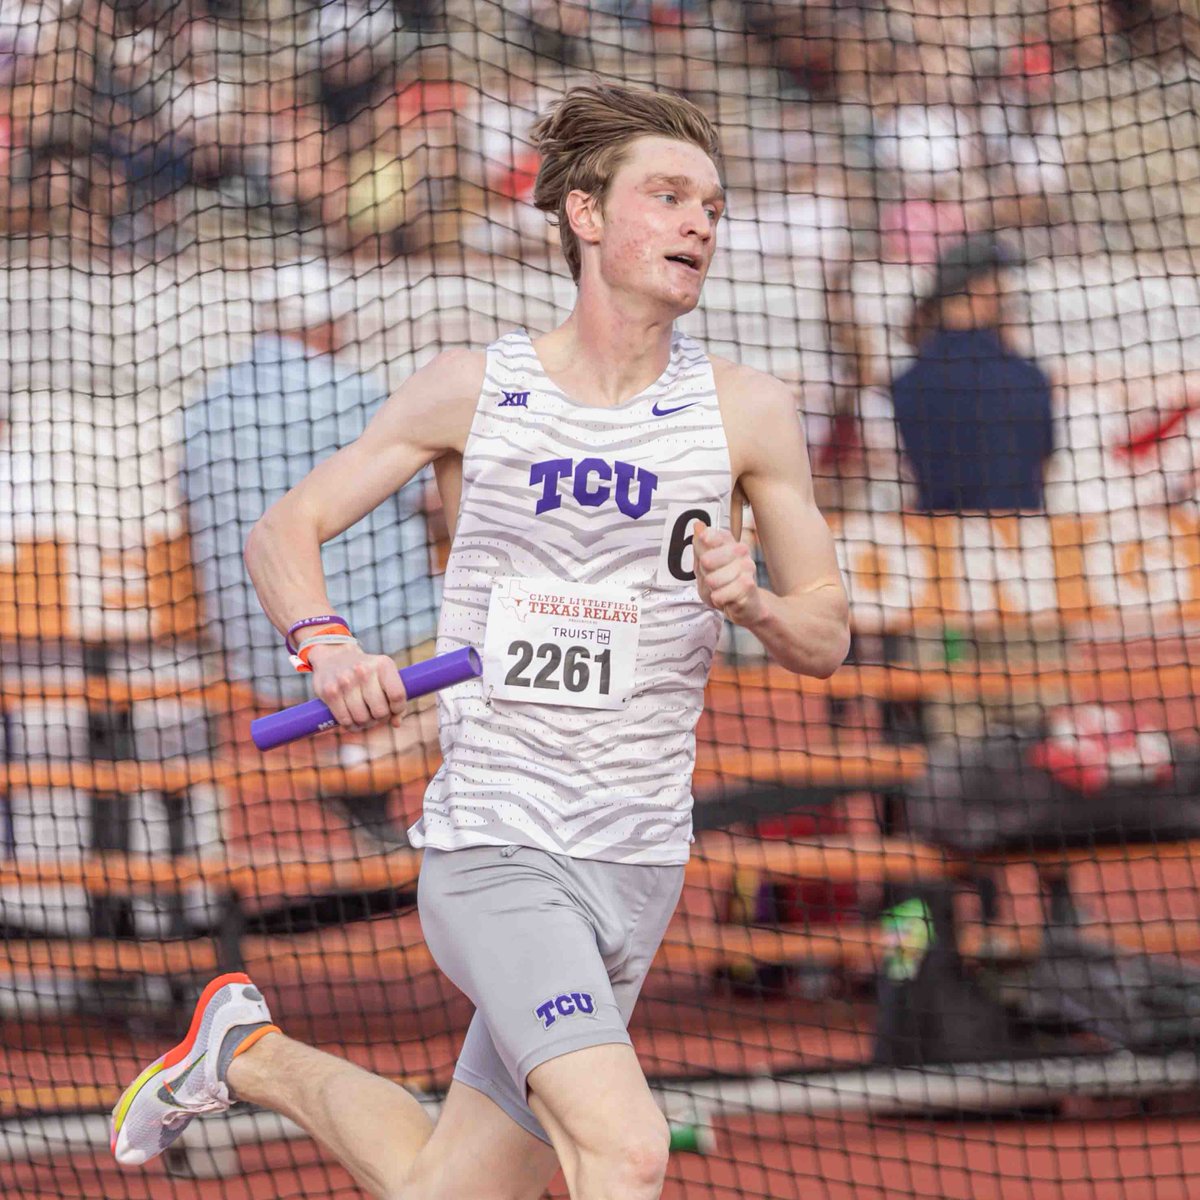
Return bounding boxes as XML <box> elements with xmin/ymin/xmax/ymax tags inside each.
<box><xmin>408</xmin><ymin>328</ymin><xmax>732</xmax><ymax>865</ymax></box>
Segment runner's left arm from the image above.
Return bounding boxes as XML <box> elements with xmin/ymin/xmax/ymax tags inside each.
<box><xmin>698</xmin><ymin>363</ymin><xmax>850</xmax><ymax>678</ymax></box>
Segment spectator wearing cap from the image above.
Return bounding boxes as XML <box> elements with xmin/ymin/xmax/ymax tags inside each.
<box><xmin>181</xmin><ymin>265</ymin><xmax>439</xmax><ymax>729</ymax></box>
<box><xmin>891</xmin><ymin>235</ymin><xmax>1055</xmax><ymax>513</ymax></box>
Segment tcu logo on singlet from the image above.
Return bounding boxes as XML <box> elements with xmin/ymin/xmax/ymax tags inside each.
<box><xmin>534</xmin><ymin>991</ymin><xmax>597</xmax><ymax>1029</ymax></box>
<box><xmin>530</xmin><ymin>457</ymin><xmax>659</xmax><ymax>519</ymax></box>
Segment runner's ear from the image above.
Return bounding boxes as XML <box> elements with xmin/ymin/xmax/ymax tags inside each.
<box><xmin>565</xmin><ymin>189</ymin><xmax>603</xmax><ymax>248</ymax></box>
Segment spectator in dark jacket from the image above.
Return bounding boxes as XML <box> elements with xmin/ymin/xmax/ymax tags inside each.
<box><xmin>892</xmin><ymin>235</ymin><xmax>1054</xmax><ymax>512</ymax></box>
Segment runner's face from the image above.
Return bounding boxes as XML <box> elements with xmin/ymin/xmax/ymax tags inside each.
<box><xmin>594</xmin><ymin>136</ymin><xmax>723</xmax><ymax>313</ymax></box>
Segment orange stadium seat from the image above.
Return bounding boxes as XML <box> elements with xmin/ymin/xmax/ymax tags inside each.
<box><xmin>0</xmin><ymin>541</ymin><xmax>72</xmax><ymax>641</ymax></box>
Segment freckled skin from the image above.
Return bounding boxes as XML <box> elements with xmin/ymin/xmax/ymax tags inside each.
<box><xmin>589</xmin><ymin>136</ymin><xmax>724</xmax><ymax>319</ymax></box>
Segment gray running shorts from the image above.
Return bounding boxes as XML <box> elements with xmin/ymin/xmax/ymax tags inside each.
<box><xmin>417</xmin><ymin>844</ymin><xmax>685</xmax><ymax>1145</ymax></box>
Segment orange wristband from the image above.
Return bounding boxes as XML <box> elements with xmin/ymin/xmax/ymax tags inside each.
<box><xmin>290</xmin><ymin>633</ymin><xmax>358</xmax><ymax>673</ymax></box>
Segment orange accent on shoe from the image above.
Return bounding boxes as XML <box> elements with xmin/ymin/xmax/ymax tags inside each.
<box><xmin>231</xmin><ymin>1023</ymin><xmax>282</xmax><ymax>1061</ymax></box>
<box><xmin>161</xmin><ymin>973</ymin><xmax>251</xmax><ymax>1071</ymax></box>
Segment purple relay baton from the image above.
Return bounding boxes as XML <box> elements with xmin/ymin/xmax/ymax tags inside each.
<box><xmin>251</xmin><ymin>647</ymin><xmax>482</xmax><ymax>751</ymax></box>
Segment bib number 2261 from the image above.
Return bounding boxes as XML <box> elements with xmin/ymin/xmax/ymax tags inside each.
<box><xmin>504</xmin><ymin>641</ymin><xmax>611</xmax><ymax>695</ymax></box>
<box><xmin>482</xmin><ymin>579</ymin><xmax>639</xmax><ymax>710</ymax></box>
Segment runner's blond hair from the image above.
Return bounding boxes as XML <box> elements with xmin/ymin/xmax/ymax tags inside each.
<box><xmin>531</xmin><ymin>84</ymin><xmax>722</xmax><ymax>283</ymax></box>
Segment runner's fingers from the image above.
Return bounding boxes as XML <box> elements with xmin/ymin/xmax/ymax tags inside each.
<box><xmin>377</xmin><ymin>661</ymin><xmax>408</xmax><ymax>715</ymax></box>
<box><xmin>695</xmin><ymin>531</ymin><xmax>742</xmax><ymax>575</ymax></box>
<box><xmin>709</xmin><ymin>561</ymin><xmax>757</xmax><ymax>613</ymax></box>
<box><xmin>314</xmin><ymin>685</ymin><xmax>351</xmax><ymax>728</ymax></box>
<box><xmin>354</xmin><ymin>662</ymin><xmax>393</xmax><ymax>725</ymax></box>
<box><xmin>709</xmin><ymin>581</ymin><xmax>753</xmax><ymax>612</ymax></box>
<box><xmin>337</xmin><ymin>673</ymin><xmax>372</xmax><ymax>728</ymax></box>
<box><xmin>701</xmin><ymin>558</ymin><xmax>751</xmax><ymax>596</ymax></box>
<box><xmin>315</xmin><ymin>678</ymin><xmax>358</xmax><ymax>729</ymax></box>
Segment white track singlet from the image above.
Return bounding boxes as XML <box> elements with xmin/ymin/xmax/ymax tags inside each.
<box><xmin>408</xmin><ymin>328</ymin><xmax>733</xmax><ymax>865</ymax></box>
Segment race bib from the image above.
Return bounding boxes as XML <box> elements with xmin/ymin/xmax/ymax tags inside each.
<box><xmin>482</xmin><ymin>579</ymin><xmax>641</xmax><ymax>710</ymax></box>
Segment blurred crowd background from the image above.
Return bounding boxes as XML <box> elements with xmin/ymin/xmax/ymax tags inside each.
<box><xmin>0</xmin><ymin>0</ymin><xmax>1198</xmax><ymax>583</ymax></box>
<box><xmin>2</xmin><ymin>0</ymin><xmax>1198</xmax><ymax>263</ymax></box>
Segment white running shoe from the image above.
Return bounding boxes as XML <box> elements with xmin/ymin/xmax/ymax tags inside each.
<box><xmin>110</xmin><ymin>972</ymin><xmax>278</xmax><ymax>1167</ymax></box>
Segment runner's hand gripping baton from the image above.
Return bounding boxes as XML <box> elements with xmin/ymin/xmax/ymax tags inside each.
<box><xmin>251</xmin><ymin>646</ymin><xmax>481</xmax><ymax>751</ymax></box>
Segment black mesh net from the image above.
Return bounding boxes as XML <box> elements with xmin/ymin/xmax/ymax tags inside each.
<box><xmin>3</xmin><ymin>1</ymin><xmax>1200</xmax><ymax>1197</ymax></box>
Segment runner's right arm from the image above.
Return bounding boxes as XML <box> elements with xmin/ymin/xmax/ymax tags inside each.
<box><xmin>243</xmin><ymin>349</ymin><xmax>483</xmax><ymax>729</ymax></box>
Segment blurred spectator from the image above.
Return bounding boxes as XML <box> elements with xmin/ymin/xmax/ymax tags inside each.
<box><xmin>523</xmin><ymin>0</ymin><xmax>593</xmax><ymax>68</ymax></box>
<box><xmin>0</xmin><ymin>0</ymin><xmax>91</xmax><ymax>152</ymax></box>
<box><xmin>181</xmin><ymin>262</ymin><xmax>438</xmax><ymax>715</ymax></box>
<box><xmin>1119</xmin><ymin>0</ymin><xmax>1200</xmax><ymax>60</ymax></box>
<box><xmin>315</xmin><ymin>0</ymin><xmax>409</xmax><ymax>129</ymax></box>
<box><xmin>1047</xmin><ymin>0</ymin><xmax>1200</xmax><ymax>64</ymax></box>
<box><xmin>157</xmin><ymin>27</ymin><xmax>245</xmax><ymax>189</ymax></box>
<box><xmin>244</xmin><ymin>77</ymin><xmax>349</xmax><ymax>236</ymax></box>
<box><xmin>343</xmin><ymin>150</ymin><xmax>411</xmax><ymax>256</ymax></box>
<box><xmin>873</xmin><ymin>43</ymin><xmax>984</xmax><ymax>265</ymax></box>
<box><xmin>1053</xmin><ymin>29</ymin><xmax>1200</xmax><ymax>254</ymax></box>
<box><xmin>891</xmin><ymin>235</ymin><xmax>1055</xmax><ymax>513</ymax></box>
<box><xmin>1044</xmin><ymin>0</ymin><xmax>1112</xmax><ymax>68</ymax></box>
<box><xmin>352</xmin><ymin>71</ymin><xmax>465</xmax><ymax>255</ymax></box>
<box><xmin>744</xmin><ymin>0</ymin><xmax>840</xmax><ymax>98</ymax></box>
<box><xmin>720</xmin><ymin>162</ymin><xmax>864</xmax><ymax>442</ymax></box>
<box><xmin>461</xmin><ymin>74</ymin><xmax>554</xmax><ymax>256</ymax></box>
<box><xmin>973</xmin><ymin>69</ymin><xmax>1075</xmax><ymax>255</ymax></box>
<box><xmin>70</xmin><ymin>4</ymin><xmax>198</xmax><ymax>255</ymax></box>
<box><xmin>0</xmin><ymin>0</ymin><xmax>113</xmax><ymax>245</ymax></box>
<box><xmin>996</xmin><ymin>35</ymin><xmax>1056</xmax><ymax>108</ymax></box>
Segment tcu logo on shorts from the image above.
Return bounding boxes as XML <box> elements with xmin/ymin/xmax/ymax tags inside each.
<box><xmin>534</xmin><ymin>991</ymin><xmax>597</xmax><ymax>1029</ymax></box>
<box><xmin>529</xmin><ymin>457</ymin><xmax>659</xmax><ymax>519</ymax></box>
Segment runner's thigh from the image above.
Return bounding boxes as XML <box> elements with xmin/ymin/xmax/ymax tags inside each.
<box><xmin>418</xmin><ymin>847</ymin><xmax>633</xmax><ymax>1098</ymax></box>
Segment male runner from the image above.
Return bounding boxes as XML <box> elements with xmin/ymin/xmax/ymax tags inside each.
<box><xmin>111</xmin><ymin>83</ymin><xmax>850</xmax><ymax>1200</ymax></box>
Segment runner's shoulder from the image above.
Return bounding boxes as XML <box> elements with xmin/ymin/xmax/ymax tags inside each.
<box><xmin>375</xmin><ymin>348</ymin><xmax>486</xmax><ymax>457</ymax></box>
<box><xmin>410</xmin><ymin>347</ymin><xmax>488</xmax><ymax>406</ymax></box>
<box><xmin>709</xmin><ymin>354</ymin><xmax>799</xmax><ymax>421</ymax></box>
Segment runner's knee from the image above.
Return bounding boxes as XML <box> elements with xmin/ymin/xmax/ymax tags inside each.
<box><xmin>577</xmin><ymin>1111</ymin><xmax>670</xmax><ymax>1199</ymax></box>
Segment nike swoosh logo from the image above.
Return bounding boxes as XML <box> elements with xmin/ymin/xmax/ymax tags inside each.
<box><xmin>158</xmin><ymin>1054</ymin><xmax>205</xmax><ymax>1106</ymax></box>
<box><xmin>651</xmin><ymin>400</ymin><xmax>700</xmax><ymax>417</ymax></box>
